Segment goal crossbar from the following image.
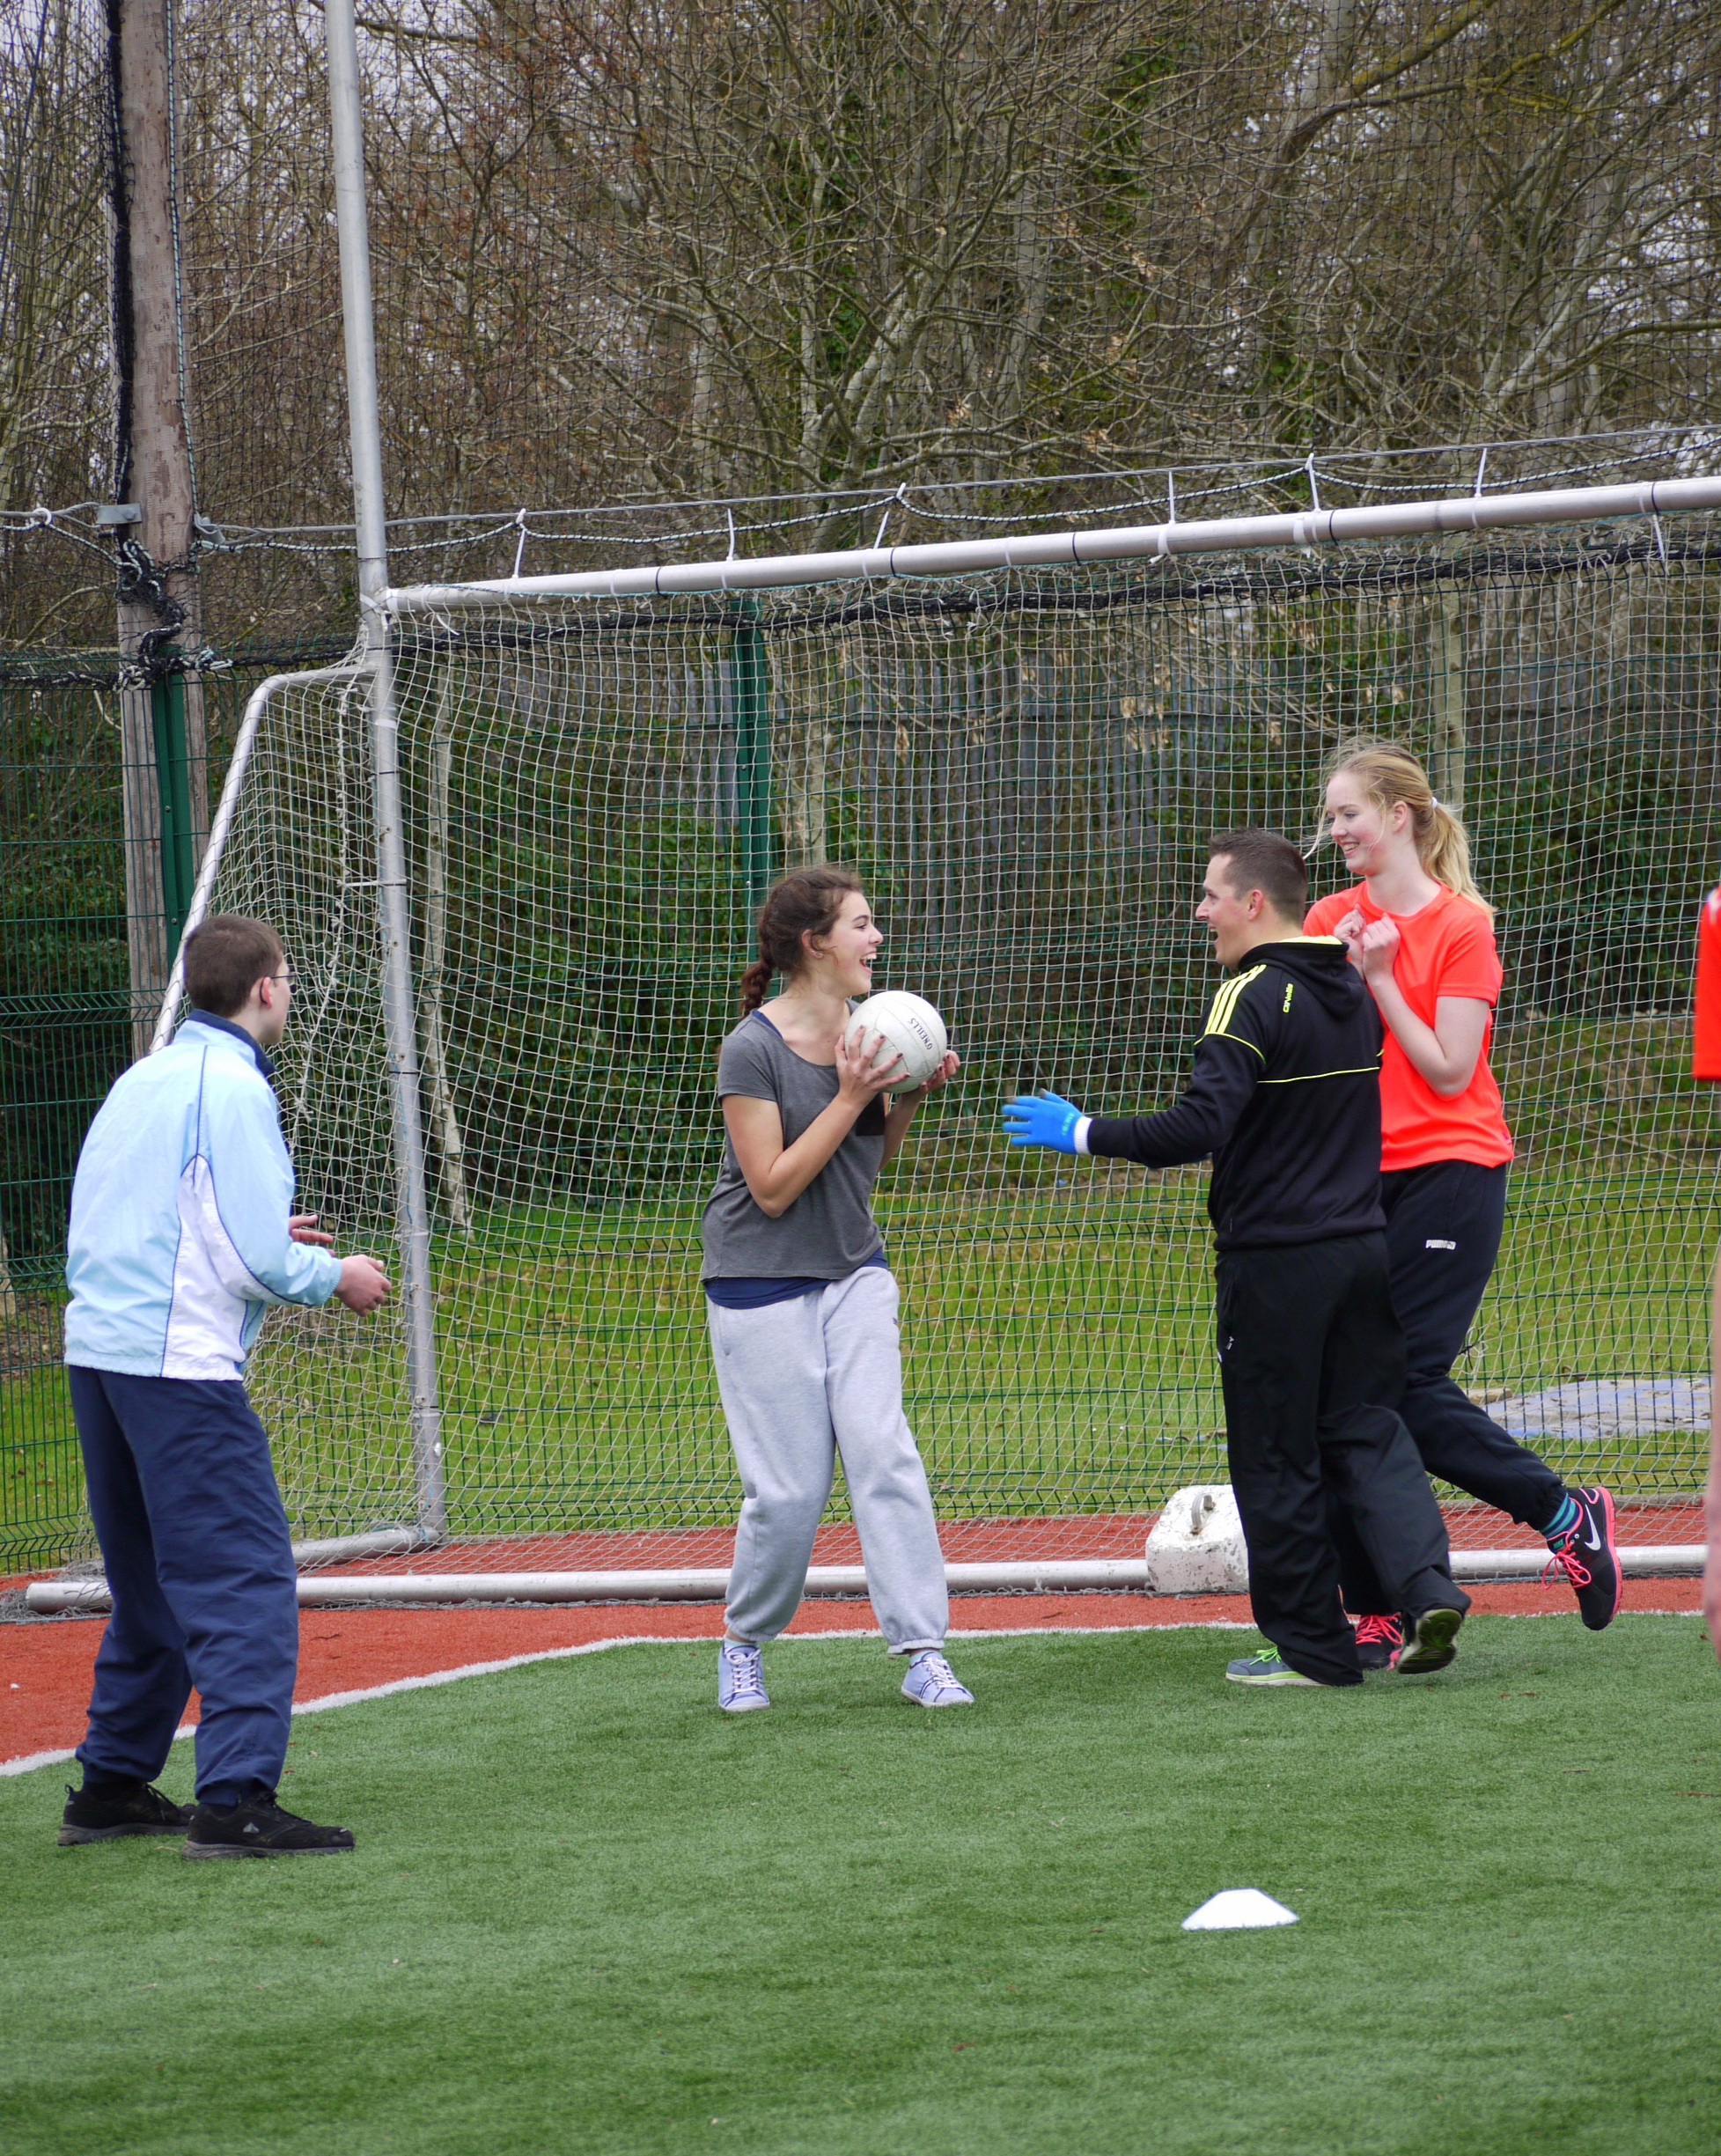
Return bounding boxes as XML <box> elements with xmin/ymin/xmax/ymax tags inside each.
<box><xmin>388</xmin><ymin>472</ymin><xmax>1721</xmax><ymax>613</ymax></box>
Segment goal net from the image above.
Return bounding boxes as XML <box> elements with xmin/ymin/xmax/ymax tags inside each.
<box><xmin>149</xmin><ymin>493</ymin><xmax>1721</xmax><ymax>1587</ymax></box>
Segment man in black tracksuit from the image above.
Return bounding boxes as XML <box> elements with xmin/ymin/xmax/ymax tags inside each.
<box><xmin>1003</xmin><ymin>829</ymin><xmax>1469</xmax><ymax>1687</ymax></box>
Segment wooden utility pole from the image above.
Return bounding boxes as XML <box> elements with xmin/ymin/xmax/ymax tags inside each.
<box><xmin>107</xmin><ymin>0</ymin><xmax>208</xmax><ymax>1056</ymax></box>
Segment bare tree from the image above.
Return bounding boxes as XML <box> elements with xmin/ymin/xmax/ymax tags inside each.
<box><xmin>8</xmin><ymin>0</ymin><xmax>1721</xmax><ymax>650</ymax></box>
<box><xmin>0</xmin><ymin>0</ymin><xmax>110</xmax><ymax>643</ymax></box>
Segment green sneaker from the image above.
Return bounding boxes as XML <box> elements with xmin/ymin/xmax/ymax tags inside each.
<box><xmin>1393</xmin><ymin>1606</ymin><xmax>1464</xmax><ymax>1675</ymax></box>
<box><xmin>1225</xmin><ymin>1647</ymin><xmax>1321</xmax><ymax>1688</ymax></box>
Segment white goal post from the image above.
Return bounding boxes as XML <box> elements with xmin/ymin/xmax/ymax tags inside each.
<box><xmin>28</xmin><ymin>461</ymin><xmax>1721</xmax><ymax>1616</ymax></box>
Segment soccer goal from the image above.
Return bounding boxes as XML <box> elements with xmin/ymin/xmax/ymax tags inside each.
<box><xmin>26</xmin><ymin>466</ymin><xmax>1721</xmax><ymax>1615</ymax></box>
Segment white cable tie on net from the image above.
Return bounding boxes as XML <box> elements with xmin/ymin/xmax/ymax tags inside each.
<box><xmin>1305</xmin><ymin>453</ymin><xmax>1322</xmax><ymax>513</ymax></box>
<box><xmin>1474</xmin><ymin>445</ymin><xmax>1490</xmax><ymax>497</ymax></box>
<box><xmin>1652</xmin><ymin>514</ymin><xmax>1669</xmax><ymax>568</ymax></box>
<box><xmin>725</xmin><ymin>509</ymin><xmax>738</xmax><ymax>561</ymax></box>
<box><xmin>873</xmin><ymin>482</ymin><xmax>909</xmax><ymax>551</ymax></box>
<box><xmin>511</xmin><ymin>509</ymin><xmax>530</xmax><ymax>581</ymax></box>
<box><xmin>1166</xmin><ymin>469</ymin><xmax>1177</xmax><ymax>524</ymax></box>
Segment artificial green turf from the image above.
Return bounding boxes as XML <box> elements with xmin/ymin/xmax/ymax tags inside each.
<box><xmin>4</xmin><ymin>1615</ymin><xmax>1718</xmax><ymax>2155</ymax></box>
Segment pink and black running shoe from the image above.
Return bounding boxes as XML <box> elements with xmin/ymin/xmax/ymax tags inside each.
<box><xmin>1545</xmin><ymin>1484</ymin><xmax>1622</xmax><ymax>1631</ymax></box>
<box><xmin>1353</xmin><ymin>1613</ymin><xmax>1404</xmax><ymax>1672</ymax></box>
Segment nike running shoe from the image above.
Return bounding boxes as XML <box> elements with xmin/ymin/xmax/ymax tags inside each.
<box><xmin>59</xmin><ymin>1780</ymin><xmax>192</xmax><ymax>1844</ymax></box>
<box><xmin>1225</xmin><ymin>1648</ymin><xmax>1321</xmax><ymax>1687</ymax></box>
<box><xmin>1545</xmin><ymin>1484</ymin><xmax>1622</xmax><ymax>1631</ymax></box>
<box><xmin>1393</xmin><ymin>1606</ymin><xmax>1464</xmax><ymax>1674</ymax></box>
<box><xmin>1353</xmin><ymin>1613</ymin><xmax>1404</xmax><ymax>1672</ymax></box>
<box><xmin>717</xmin><ymin>1639</ymin><xmax>770</xmax><ymax>1712</ymax></box>
<box><xmin>901</xmin><ymin>1650</ymin><xmax>974</xmax><ymax>1707</ymax></box>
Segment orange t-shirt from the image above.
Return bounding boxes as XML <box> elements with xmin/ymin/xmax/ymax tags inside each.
<box><xmin>1694</xmin><ymin>885</ymin><xmax>1721</xmax><ymax>1079</ymax></box>
<box><xmin>1303</xmin><ymin>883</ymin><xmax>1512</xmax><ymax>1173</ymax></box>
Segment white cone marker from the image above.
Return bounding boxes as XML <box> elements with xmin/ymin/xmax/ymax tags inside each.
<box><xmin>1181</xmin><ymin>1888</ymin><xmax>1298</xmax><ymax>1931</ymax></box>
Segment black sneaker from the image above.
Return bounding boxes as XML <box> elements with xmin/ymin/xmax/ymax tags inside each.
<box><xmin>182</xmin><ymin>1792</ymin><xmax>356</xmax><ymax>1859</ymax></box>
<box><xmin>1394</xmin><ymin>1606</ymin><xmax>1464</xmax><ymax>1674</ymax></box>
<box><xmin>1353</xmin><ymin>1613</ymin><xmax>1404</xmax><ymax>1672</ymax></box>
<box><xmin>59</xmin><ymin>1780</ymin><xmax>193</xmax><ymax>1845</ymax></box>
<box><xmin>1546</xmin><ymin>1485</ymin><xmax>1622</xmax><ymax>1631</ymax></box>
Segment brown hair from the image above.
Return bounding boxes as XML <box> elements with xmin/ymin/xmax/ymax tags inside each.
<box><xmin>1323</xmin><ymin>739</ymin><xmax>1492</xmax><ymax>919</ymax></box>
<box><xmin>184</xmin><ymin>914</ymin><xmax>285</xmax><ymax>1018</ymax></box>
<box><xmin>739</xmin><ymin>868</ymin><xmax>866</xmax><ymax>1014</ymax></box>
<box><xmin>1208</xmin><ymin>829</ymin><xmax>1308</xmax><ymax>920</ymax></box>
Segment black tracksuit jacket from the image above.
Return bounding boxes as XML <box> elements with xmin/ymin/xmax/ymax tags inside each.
<box><xmin>1085</xmin><ymin>936</ymin><xmax>1386</xmax><ymax>1252</ymax></box>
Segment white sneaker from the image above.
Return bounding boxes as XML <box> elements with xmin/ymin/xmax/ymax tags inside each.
<box><xmin>717</xmin><ymin>1640</ymin><xmax>770</xmax><ymax>1712</ymax></box>
<box><xmin>901</xmin><ymin>1650</ymin><xmax>974</xmax><ymax>1707</ymax></box>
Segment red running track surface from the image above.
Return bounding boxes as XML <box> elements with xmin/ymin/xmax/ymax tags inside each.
<box><xmin>2</xmin><ymin>1574</ymin><xmax>1703</xmax><ymax>1769</ymax></box>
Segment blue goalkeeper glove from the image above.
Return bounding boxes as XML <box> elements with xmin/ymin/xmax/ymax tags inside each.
<box><xmin>1000</xmin><ymin>1090</ymin><xmax>1085</xmax><ymax>1153</ymax></box>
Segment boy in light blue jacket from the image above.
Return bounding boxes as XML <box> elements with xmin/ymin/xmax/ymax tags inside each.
<box><xmin>58</xmin><ymin>915</ymin><xmax>391</xmax><ymax>1858</ymax></box>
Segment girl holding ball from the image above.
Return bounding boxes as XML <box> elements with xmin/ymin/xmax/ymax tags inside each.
<box><xmin>1306</xmin><ymin>740</ymin><xmax>1620</xmax><ymax>1660</ymax></box>
<box><xmin>701</xmin><ymin>867</ymin><xmax>969</xmax><ymax>1712</ymax></box>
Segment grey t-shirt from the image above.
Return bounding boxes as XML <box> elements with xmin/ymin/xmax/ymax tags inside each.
<box><xmin>700</xmin><ymin>1011</ymin><xmax>886</xmax><ymax>1281</ymax></box>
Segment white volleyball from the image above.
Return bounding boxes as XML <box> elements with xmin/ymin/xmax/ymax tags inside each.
<box><xmin>842</xmin><ymin>991</ymin><xmax>948</xmax><ymax>1091</ymax></box>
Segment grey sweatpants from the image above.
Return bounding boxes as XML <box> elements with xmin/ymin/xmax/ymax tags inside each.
<box><xmin>708</xmin><ymin>1266</ymin><xmax>949</xmax><ymax>1653</ymax></box>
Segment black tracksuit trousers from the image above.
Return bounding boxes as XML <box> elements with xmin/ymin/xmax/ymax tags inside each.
<box><xmin>1334</xmin><ymin>1161</ymin><xmax>1570</xmax><ymax>1618</ymax></box>
<box><xmin>1217</xmin><ymin>1232</ymin><xmax>1469</xmax><ymax>1687</ymax></box>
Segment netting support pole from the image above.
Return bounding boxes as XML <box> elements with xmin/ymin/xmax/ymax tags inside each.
<box><xmin>150</xmin><ymin>673</ymin><xmax>196</xmax><ymax>955</ymax></box>
<box><xmin>1427</xmin><ymin>588</ymin><xmax>1467</xmax><ymax>815</ymax></box>
<box><xmin>732</xmin><ymin>600</ymin><xmax>775</xmax><ymax>904</ymax></box>
<box><xmin>326</xmin><ymin>0</ymin><xmax>445</xmax><ymax>1541</ymax></box>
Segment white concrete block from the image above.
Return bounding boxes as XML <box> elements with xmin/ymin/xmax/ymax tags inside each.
<box><xmin>1144</xmin><ymin>1483</ymin><xmax>1249</xmax><ymax>1596</ymax></box>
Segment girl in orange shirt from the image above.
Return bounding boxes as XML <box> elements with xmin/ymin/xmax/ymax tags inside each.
<box><xmin>1305</xmin><ymin>741</ymin><xmax>1620</xmax><ymax>1656</ymax></box>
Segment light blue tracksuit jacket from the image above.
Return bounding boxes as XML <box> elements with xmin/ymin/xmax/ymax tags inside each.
<box><xmin>64</xmin><ymin>1013</ymin><xmax>342</xmax><ymax>1381</ymax></box>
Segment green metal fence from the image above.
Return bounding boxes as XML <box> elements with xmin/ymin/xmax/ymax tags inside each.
<box><xmin>0</xmin><ymin>645</ymin><xmax>349</xmax><ymax>1575</ymax></box>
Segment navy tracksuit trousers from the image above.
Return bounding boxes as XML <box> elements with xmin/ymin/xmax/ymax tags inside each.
<box><xmin>69</xmin><ymin>1367</ymin><xmax>298</xmax><ymax>1806</ymax></box>
<box><xmin>1334</xmin><ymin>1160</ymin><xmax>1570</xmax><ymax>1617</ymax></box>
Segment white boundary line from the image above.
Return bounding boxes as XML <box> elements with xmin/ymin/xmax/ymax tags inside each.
<box><xmin>1</xmin><ymin>1610</ymin><xmax>1701</xmax><ymax>1777</ymax></box>
<box><xmin>1</xmin><ymin>1624</ymin><xmax>1240</xmax><ymax>1776</ymax></box>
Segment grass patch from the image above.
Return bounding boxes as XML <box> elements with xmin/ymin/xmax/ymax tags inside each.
<box><xmin>3</xmin><ymin>1617</ymin><xmax>1718</xmax><ymax>2154</ymax></box>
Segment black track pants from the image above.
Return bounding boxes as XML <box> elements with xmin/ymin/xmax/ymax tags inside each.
<box><xmin>1335</xmin><ymin>1160</ymin><xmax>1570</xmax><ymax>1616</ymax></box>
<box><xmin>1216</xmin><ymin>1234</ymin><xmax>1468</xmax><ymax>1688</ymax></box>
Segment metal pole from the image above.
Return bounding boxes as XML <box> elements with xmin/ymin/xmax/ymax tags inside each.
<box><xmin>731</xmin><ymin>600</ymin><xmax>775</xmax><ymax>905</ymax></box>
<box><xmin>390</xmin><ymin>470</ymin><xmax>1721</xmax><ymax>614</ymax></box>
<box><xmin>324</xmin><ymin>0</ymin><xmax>445</xmax><ymax>1540</ymax></box>
<box><xmin>150</xmin><ymin>673</ymin><xmax>196</xmax><ymax>952</ymax></box>
<box><xmin>22</xmin><ymin>1541</ymin><xmax>1714</xmax><ymax>1615</ymax></box>
<box><xmin>151</xmin><ymin>663</ymin><xmax>367</xmax><ymax>1053</ymax></box>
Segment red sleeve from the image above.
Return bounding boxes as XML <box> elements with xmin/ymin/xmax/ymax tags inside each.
<box><xmin>1432</xmin><ymin>906</ymin><xmax>1504</xmax><ymax>1006</ymax></box>
<box><xmin>1694</xmin><ymin>888</ymin><xmax>1721</xmax><ymax>1079</ymax></box>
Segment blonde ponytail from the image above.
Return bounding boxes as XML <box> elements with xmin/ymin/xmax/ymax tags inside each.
<box><xmin>1422</xmin><ymin>796</ymin><xmax>1484</xmax><ymax>909</ymax></box>
<box><xmin>1323</xmin><ymin>739</ymin><xmax>1492</xmax><ymax>922</ymax></box>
